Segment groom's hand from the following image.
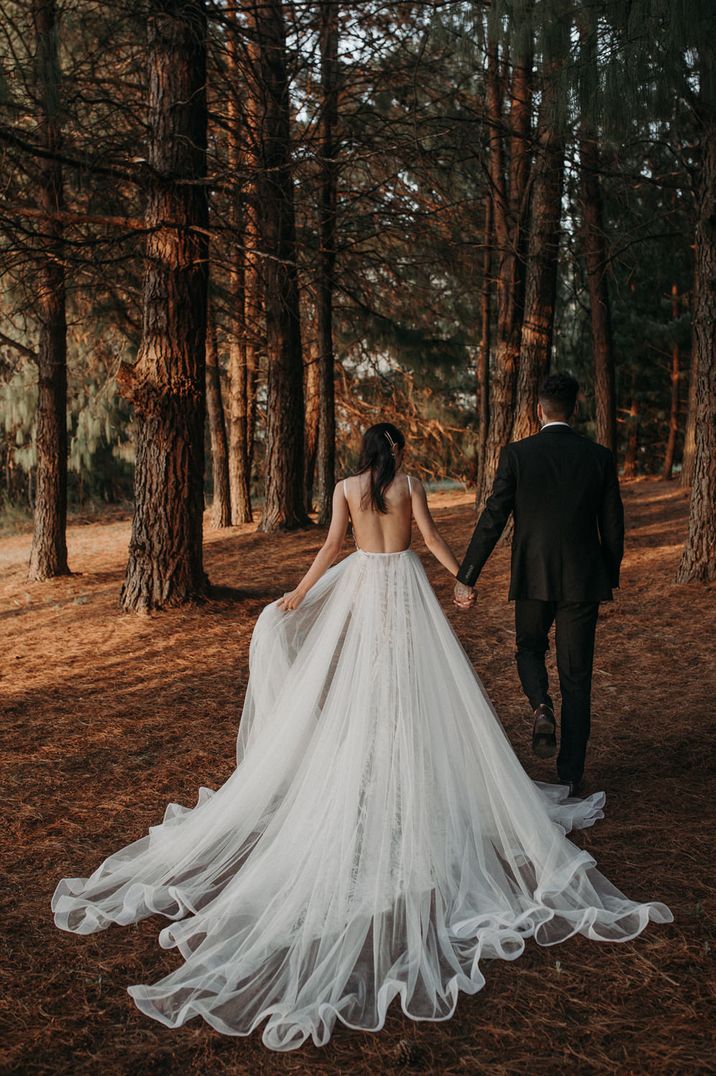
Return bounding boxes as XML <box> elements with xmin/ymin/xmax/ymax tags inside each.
<box><xmin>453</xmin><ymin>580</ymin><xmax>476</xmax><ymax>610</ymax></box>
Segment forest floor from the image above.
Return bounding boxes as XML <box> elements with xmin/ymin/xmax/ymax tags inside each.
<box><xmin>1</xmin><ymin>478</ymin><xmax>714</xmax><ymax>1076</ymax></box>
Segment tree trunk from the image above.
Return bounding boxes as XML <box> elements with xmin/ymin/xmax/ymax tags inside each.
<box><xmin>676</xmin><ymin>106</ymin><xmax>716</xmax><ymax>582</ymax></box>
<box><xmin>28</xmin><ymin>0</ymin><xmax>69</xmax><ymax>582</ymax></box>
<box><xmin>680</xmin><ymin>340</ymin><xmax>698</xmax><ymax>486</ymax></box>
<box><xmin>478</xmin><ymin>38</ymin><xmax>531</xmax><ymax>509</ymax></box>
<box><xmin>623</xmin><ymin>374</ymin><xmax>639</xmax><ymax>479</ymax></box>
<box><xmin>253</xmin><ymin>0</ymin><xmax>308</xmax><ymax>532</ymax></box>
<box><xmin>475</xmin><ymin>187</ymin><xmax>492</xmax><ymax>504</ymax></box>
<box><xmin>661</xmin><ymin>283</ymin><xmax>680</xmax><ymax>480</ymax></box>
<box><xmin>304</xmin><ymin>337</ymin><xmax>320</xmax><ymax>511</ymax></box>
<box><xmin>206</xmin><ymin>302</ymin><xmax>231</xmax><ymax>528</ymax></box>
<box><xmin>226</xmin><ymin>6</ymin><xmax>253</xmax><ymax>524</ymax></box>
<box><xmin>580</xmin><ymin>133</ymin><xmax>617</xmax><ymax>453</ymax></box>
<box><xmin>118</xmin><ymin>0</ymin><xmax>209</xmax><ymax>612</ymax></box>
<box><xmin>578</xmin><ymin>13</ymin><xmax>617</xmax><ymax>454</ymax></box>
<box><xmin>512</xmin><ymin>53</ymin><xmax>565</xmax><ymax>442</ymax></box>
<box><xmin>243</xmin><ymin>237</ymin><xmax>260</xmax><ymax>510</ymax></box>
<box><xmin>315</xmin><ymin>0</ymin><xmax>339</xmax><ymax>525</ymax></box>
<box><xmin>241</xmin><ymin>22</ymin><xmax>262</xmax><ymax>512</ymax></box>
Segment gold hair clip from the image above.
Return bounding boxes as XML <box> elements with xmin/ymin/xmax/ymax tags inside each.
<box><xmin>384</xmin><ymin>430</ymin><xmax>397</xmax><ymax>451</ymax></box>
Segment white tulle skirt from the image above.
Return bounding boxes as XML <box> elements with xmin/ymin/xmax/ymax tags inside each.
<box><xmin>52</xmin><ymin>549</ymin><xmax>672</xmax><ymax>1050</ymax></box>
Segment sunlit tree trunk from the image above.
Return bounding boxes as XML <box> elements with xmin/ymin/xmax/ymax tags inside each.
<box><xmin>478</xmin><ymin>36</ymin><xmax>531</xmax><ymax>509</ymax></box>
<box><xmin>512</xmin><ymin>48</ymin><xmax>565</xmax><ymax>442</ymax></box>
<box><xmin>243</xmin><ymin>230</ymin><xmax>261</xmax><ymax>514</ymax></box>
<box><xmin>206</xmin><ymin>302</ymin><xmax>231</xmax><ymax>528</ymax></box>
<box><xmin>226</xmin><ymin>6</ymin><xmax>252</xmax><ymax>523</ymax></box>
<box><xmin>315</xmin><ymin>0</ymin><xmax>339</xmax><ymax>525</ymax></box>
<box><xmin>28</xmin><ymin>0</ymin><xmax>69</xmax><ymax>582</ymax></box>
<box><xmin>119</xmin><ymin>0</ymin><xmax>209</xmax><ymax>611</ymax></box>
<box><xmin>304</xmin><ymin>335</ymin><xmax>320</xmax><ymax>512</ymax></box>
<box><xmin>253</xmin><ymin>0</ymin><xmax>308</xmax><ymax>531</ymax></box>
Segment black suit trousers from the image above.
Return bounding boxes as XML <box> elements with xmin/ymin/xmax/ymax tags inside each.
<box><xmin>515</xmin><ymin>600</ymin><xmax>599</xmax><ymax>783</ymax></box>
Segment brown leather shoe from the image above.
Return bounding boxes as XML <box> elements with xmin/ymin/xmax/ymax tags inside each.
<box><xmin>532</xmin><ymin>703</ymin><xmax>557</xmax><ymax>758</ymax></box>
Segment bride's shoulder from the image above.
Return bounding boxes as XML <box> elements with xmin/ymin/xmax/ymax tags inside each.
<box><xmin>337</xmin><ymin>475</ymin><xmax>360</xmax><ymax>499</ymax></box>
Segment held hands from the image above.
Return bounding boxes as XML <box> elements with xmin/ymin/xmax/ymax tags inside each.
<box><xmin>453</xmin><ymin>580</ymin><xmax>476</xmax><ymax>610</ymax></box>
<box><xmin>277</xmin><ymin>588</ymin><xmax>305</xmax><ymax>611</ymax></box>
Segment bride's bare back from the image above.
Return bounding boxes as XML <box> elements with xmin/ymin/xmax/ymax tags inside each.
<box><xmin>278</xmin><ymin>466</ymin><xmax>462</xmax><ymax>609</ymax></box>
<box><xmin>343</xmin><ymin>472</ymin><xmax>413</xmax><ymax>553</ymax></box>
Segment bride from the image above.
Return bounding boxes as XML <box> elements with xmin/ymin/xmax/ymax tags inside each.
<box><xmin>52</xmin><ymin>422</ymin><xmax>672</xmax><ymax>1052</ymax></box>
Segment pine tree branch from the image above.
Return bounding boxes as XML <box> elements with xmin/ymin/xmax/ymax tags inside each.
<box><xmin>0</xmin><ymin>124</ymin><xmax>137</xmax><ymax>184</ymax></box>
<box><xmin>0</xmin><ymin>330</ymin><xmax>36</xmax><ymax>360</ymax></box>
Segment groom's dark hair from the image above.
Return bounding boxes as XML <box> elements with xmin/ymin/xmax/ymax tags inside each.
<box><xmin>538</xmin><ymin>372</ymin><xmax>579</xmax><ymax>420</ymax></box>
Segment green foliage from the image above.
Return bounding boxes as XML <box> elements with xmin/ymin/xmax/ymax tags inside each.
<box><xmin>0</xmin><ymin>0</ymin><xmax>706</xmax><ymax>499</ymax></box>
<box><xmin>556</xmin><ymin>129</ymin><xmax>693</xmax><ymax>472</ymax></box>
<box><xmin>0</xmin><ymin>329</ymin><xmax>135</xmax><ymax>509</ymax></box>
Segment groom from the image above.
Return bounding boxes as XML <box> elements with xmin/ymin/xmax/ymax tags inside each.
<box><xmin>454</xmin><ymin>373</ymin><xmax>624</xmax><ymax>795</ymax></box>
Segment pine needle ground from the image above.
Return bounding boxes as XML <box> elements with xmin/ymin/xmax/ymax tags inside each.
<box><xmin>1</xmin><ymin>479</ymin><xmax>714</xmax><ymax>1075</ymax></box>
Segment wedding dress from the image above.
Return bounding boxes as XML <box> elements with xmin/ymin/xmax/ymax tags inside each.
<box><xmin>52</xmin><ymin>479</ymin><xmax>672</xmax><ymax>1051</ymax></box>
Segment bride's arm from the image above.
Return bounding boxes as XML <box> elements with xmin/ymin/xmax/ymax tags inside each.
<box><xmin>277</xmin><ymin>483</ymin><xmax>350</xmax><ymax>610</ymax></box>
<box><xmin>411</xmin><ymin>479</ymin><xmax>462</xmax><ymax>578</ymax></box>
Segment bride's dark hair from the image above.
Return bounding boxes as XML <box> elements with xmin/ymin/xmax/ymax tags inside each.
<box><xmin>356</xmin><ymin>422</ymin><xmax>405</xmax><ymax>513</ymax></box>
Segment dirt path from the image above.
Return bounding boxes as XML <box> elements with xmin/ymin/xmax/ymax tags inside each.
<box><xmin>1</xmin><ymin>479</ymin><xmax>714</xmax><ymax>1074</ymax></box>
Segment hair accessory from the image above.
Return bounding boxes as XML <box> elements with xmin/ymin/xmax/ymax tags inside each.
<box><xmin>384</xmin><ymin>430</ymin><xmax>397</xmax><ymax>451</ymax></box>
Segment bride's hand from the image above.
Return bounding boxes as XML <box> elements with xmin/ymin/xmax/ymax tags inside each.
<box><xmin>453</xmin><ymin>580</ymin><xmax>476</xmax><ymax>610</ymax></box>
<box><xmin>277</xmin><ymin>588</ymin><xmax>305</xmax><ymax>611</ymax></box>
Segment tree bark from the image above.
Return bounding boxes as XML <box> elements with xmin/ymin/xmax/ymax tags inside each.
<box><xmin>676</xmin><ymin>103</ymin><xmax>716</xmax><ymax>582</ymax></box>
<box><xmin>680</xmin><ymin>340</ymin><xmax>698</xmax><ymax>486</ymax></box>
<box><xmin>580</xmin><ymin>133</ymin><xmax>617</xmax><ymax>454</ymax></box>
<box><xmin>478</xmin><ymin>38</ymin><xmax>531</xmax><ymax>509</ymax></box>
<box><xmin>253</xmin><ymin>0</ymin><xmax>308</xmax><ymax>532</ymax></box>
<box><xmin>512</xmin><ymin>53</ymin><xmax>565</xmax><ymax>442</ymax></box>
<box><xmin>206</xmin><ymin>302</ymin><xmax>231</xmax><ymax>528</ymax></box>
<box><xmin>118</xmin><ymin>0</ymin><xmax>209</xmax><ymax>612</ymax></box>
<box><xmin>315</xmin><ymin>0</ymin><xmax>339</xmax><ymax>525</ymax></box>
<box><xmin>475</xmin><ymin>187</ymin><xmax>492</xmax><ymax>503</ymax></box>
<box><xmin>28</xmin><ymin>0</ymin><xmax>70</xmax><ymax>582</ymax></box>
<box><xmin>304</xmin><ymin>335</ymin><xmax>320</xmax><ymax>511</ymax></box>
<box><xmin>243</xmin><ymin>230</ymin><xmax>260</xmax><ymax>513</ymax></box>
<box><xmin>226</xmin><ymin>5</ymin><xmax>254</xmax><ymax>524</ymax></box>
<box><xmin>623</xmin><ymin>374</ymin><xmax>639</xmax><ymax>479</ymax></box>
<box><xmin>661</xmin><ymin>283</ymin><xmax>680</xmax><ymax>480</ymax></box>
<box><xmin>577</xmin><ymin>12</ymin><xmax>617</xmax><ymax>454</ymax></box>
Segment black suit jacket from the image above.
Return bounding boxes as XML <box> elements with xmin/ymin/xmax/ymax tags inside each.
<box><xmin>458</xmin><ymin>425</ymin><xmax>625</xmax><ymax>602</ymax></box>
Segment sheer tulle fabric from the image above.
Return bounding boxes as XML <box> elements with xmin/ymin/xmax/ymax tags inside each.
<box><xmin>52</xmin><ymin>550</ymin><xmax>672</xmax><ymax>1051</ymax></box>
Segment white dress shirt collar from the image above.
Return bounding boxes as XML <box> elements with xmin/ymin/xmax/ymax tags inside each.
<box><xmin>540</xmin><ymin>421</ymin><xmax>571</xmax><ymax>431</ymax></box>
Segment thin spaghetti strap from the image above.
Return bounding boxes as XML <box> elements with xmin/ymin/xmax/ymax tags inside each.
<box><xmin>406</xmin><ymin>474</ymin><xmax>412</xmax><ymax>496</ymax></box>
<box><xmin>343</xmin><ymin>479</ymin><xmax>359</xmax><ymax>551</ymax></box>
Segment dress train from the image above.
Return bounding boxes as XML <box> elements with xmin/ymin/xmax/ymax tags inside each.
<box><xmin>52</xmin><ymin>549</ymin><xmax>672</xmax><ymax>1051</ymax></box>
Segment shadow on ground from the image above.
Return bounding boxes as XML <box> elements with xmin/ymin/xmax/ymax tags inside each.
<box><xmin>1</xmin><ymin>479</ymin><xmax>714</xmax><ymax>1074</ymax></box>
